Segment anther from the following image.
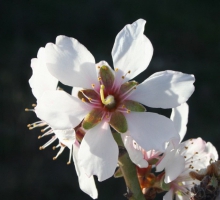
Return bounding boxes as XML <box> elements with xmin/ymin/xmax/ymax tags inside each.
<box><xmin>122</xmin><ymin>76</ymin><xmax>125</xmax><ymax>79</ymax></box>
<box><xmin>27</xmin><ymin>124</ymin><xmax>31</xmax><ymax>127</ymax></box>
<box><xmin>32</xmin><ymin>104</ymin><xmax>37</xmax><ymax>107</ymax></box>
<box><xmin>52</xmin><ymin>146</ymin><xmax>56</xmax><ymax>150</ymax></box>
<box><xmin>97</xmin><ymin>66</ymin><xmax>100</xmax><ymax>69</ymax></box>
<box><xmin>115</xmin><ymin>68</ymin><xmax>118</xmax><ymax>72</ymax></box>
<box><xmin>81</xmin><ymin>98</ymin><xmax>86</xmax><ymax>102</ymax></box>
<box><xmin>25</xmin><ymin>108</ymin><xmax>34</xmax><ymax>112</ymax></box>
<box><xmin>98</xmin><ymin>77</ymin><xmax>101</xmax><ymax>81</ymax></box>
<box><xmin>38</xmin><ymin>136</ymin><xmax>41</xmax><ymax>139</ymax></box>
<box><xmin>53</xmin><ymin>157</ymin><xmax>57</xmax><ymax>160</ymax></box>
<box><xmin>92</xmin><ymin>84</ymin><xmax>95</xmax><ymax>88</ymax></box>
<box><xmin>67</xmin><ymin>161</ymin><xmax>71</xmax><ymax>165</ymax></box>
<box><xmin>127</xmin><ymin>110</ymin><xmax>131</xmax><ymax>113</ymax></box>
<box><xmin>39</xmin><ymin>146</ymin><xmax>44</xmax><ymax>150</ymax></box>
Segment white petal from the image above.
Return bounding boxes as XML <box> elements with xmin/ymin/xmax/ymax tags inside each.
<box><xmin>163</xmin><ymin>189</ymin><xmax>174</xmax><ymax>200</ymax></box>
<box><xmin>73</xmin><ymin>143</ymin><xmax>98</xmax><ymax>199</ymax></box>
<box><xmin>164</xmin><ymin>151</ymin><xmax>185</xmax><ymax>183</ymax></box>
<box><xmin>170</xmin><ymin>103</ymin><xmax>189</xmax><ymax>143</ymax></box>
<box><xmin>54</xmin><ymin>129</ymin><xmax>75</xmax><ymax>149</ymax></box>
<box><xmin>125</xmin><ymin>112</ymin><xmax>179</xmax><ymax>152</ymax></box>
<box><xmin>205</xmin><ymin>142</ymin><xmax>218</xmax><ymax>161</ymax></box>
<box><xmin>112</xmin><ymin>19</ymin><xmax>153</xmax><ymax>84</ymax></box>
<box><xmin>129</xmin><ymin>70</ymin><xmax>195</xmax><ymax>108</ymax></box>
<box><xmin>45</xmin><ymin>35</ymin><xmax>99</xmax><ymax>89</ymax></box>
<box><xmin>78</xmin><ymin>121</ymin><xmax>118</xmax><ymax>181</ymax></box>
<box><xmin>35</xmin><ymin>90</ymin><xmax>92</xmax><ymax>129</ymax></box>
<box><xmin>121</xmin><ymin>133</ymin><xmax>148</xmax><ymax>168</ymax></box>
<box><xmin>29</xmin><ymin>47</ymin><xmax>58</xmax><ymax>99</ymax></box>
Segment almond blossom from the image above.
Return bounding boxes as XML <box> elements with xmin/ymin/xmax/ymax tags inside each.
<box><xmin>33</xmin><ymin>19</ymin><xmax>195</xmax><ymax>182</ymax></box>
<box><xmin>156</xmin><ymin>138</ymin><xmax>218</xmax><ymax>200</ymax></box>
<box><xmin>27</xmin><ymin>47</ymin><xmax>98</xmax><ymax>199</ymax></box>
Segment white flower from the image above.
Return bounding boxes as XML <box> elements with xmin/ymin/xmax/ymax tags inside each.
<box><xmin>27</xmin><ymin>48</ymin><xmax>98</xmax><ymax>199</ymax></box>
<box><xmin>34</xmin><ymin>19</ymin><xmax>195</xmax><ymax>182</ymax></box>
<box><xmin>157</xmin><ymin>138</ymin><xmax>218</xmax><ymax>200</ymax></box>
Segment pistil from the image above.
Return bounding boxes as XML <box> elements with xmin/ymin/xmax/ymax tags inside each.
<box><xmin>100</xmin><ymin>85</ymin><xmax>115</xmax><ymax>106</ymax></box>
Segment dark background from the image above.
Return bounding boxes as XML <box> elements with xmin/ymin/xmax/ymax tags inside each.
<box><xmin>1</xmin><ymin>0</ymin><xmax>220</xmax><ymax>199</ymax></box>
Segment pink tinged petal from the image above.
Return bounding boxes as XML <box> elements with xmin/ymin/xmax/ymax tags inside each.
<box><xmin>163</xmin><ymin>189</ymin><xmax>174</xmax><ymax>200</ymax></box>
<box><xmin>129</xmin><ymin>71</ymin><xmax>195</xmax><ymax>109</ymax></box>
<box><xmin>170</xmin><ymin>103</ymin><xmax>189</xmax><ymax>143</ymax></box>
<box><xmin>125</xmin><ymin>112</ymin><xmax>179</xmax><ymax>152</ymax></box>
<box><xmin>45</xmin><ymin>35</ymin><xmax>99</xmax><ymax>89</ymax></box>
<box><xmin>82</xmin><ymin>109</ymin><xmax>104</xmax><ymax>130</ymax></box>
<box><xmin>110</xmin><ymin>111</ymin><xmax>128</xmax><ymax>133</ymax></box>
<box><xmin>73</xmin><ymin>143</ymin><xmax>98</xmax><ymax>199</ymax></box>
<box><xmin>35</xmin><ymin>90</ymin><xmax>92</xmax><ymax>129</ymax></box>
<box><xmin>78</xmin><ymin>121</ymin><xmax>118</xmax><ymax>181</ymax></box>
<box><xmin>29</xmin><ymin>47</ymin><xmax>58</xmax><ymax>99</ymax></box>
<box><xmin>121</xmin><ymin>133</ymin><xmax>148</xmax><ymax>168</ymax></box>
<box><xmin>112</xmin><ymin>19</ymin><xmax>153</xmax><ymax>83</ymax></box>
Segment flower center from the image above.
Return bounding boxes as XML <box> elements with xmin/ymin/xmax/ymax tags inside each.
<box><xmin>100</xmin><ymin>84</ymin><xmax>116</xmax><ymax>109</ymax></box>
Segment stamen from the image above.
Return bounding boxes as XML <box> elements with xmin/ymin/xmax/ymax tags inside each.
<box><xmin>28</xmin><ymin>121</ymin><xmax>47</xmax><ymax>130</ymax></box>
<box><xmin>67</xmin><ymin>145</ymin><xmax>73</xmax><ymax>165</ymax></box>
<box><xmin>39</xmin><ymin>136</ymin><xmax>57</xmax><ymax>150</ymax></box>
<box><xmin>121</xmin><ymin>70</ymin><xmax>131</xmax><ymax>79</ymax></box>
<box><xmin>53</xmin><ymin>145</ymin><xmax>65</xmax><ymax>160</ymax></box>
<box><xmin>38</xmin><ymin>129</ymin><xmax>54</xmax><ymax>139</ymax></box>
<box><xmin>41</xmin><ymin>125</ymin><xmax>50</xmax><ymax>132</ymax></box>
<box><xmin>25</xmin><ymin>108</ymin><xmax>35</xmax><ymax>112</ymax></box>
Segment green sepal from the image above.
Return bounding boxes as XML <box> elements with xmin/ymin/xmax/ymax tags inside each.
<box><xmin>114</xmin><ymin>167</ymin><xmax>123</xmax><ymax>178</ymax></box>
<box><xmin>119</xmin><ymin>81</ymin><xmax>138</xmax><ymax>95</ymax></box>
<box><xmin>99</xmin><ymin>65</ymin><xmax>115</xmax><ymax>90</ymax></box>
<box><xmin>123</xmin><ymin>100</ymin><xmax>146</xmax><ymax>112</ymax></box>
<box><xmin>160</xmin><ymin>178</ymin><xmax>170</xmax><ymax>191</ymax></box>
<box><xmin>78</xmin><ymin>89</ymin><xmax>100</xmax><ymax>102</ymax></box>
<box><xmin>82</xmin><ymin>109</ymin><xmax>103</xmax><ymax>130</ymax></box>
<box><xmin>148</xmin><ymin>158</ymin><xmax>159</xmax><ymax>165</ymax></box>
<box><xmin>110</xmin><ymin>111</ymin><xmax>128</xmax><ymax>133</ymax></box>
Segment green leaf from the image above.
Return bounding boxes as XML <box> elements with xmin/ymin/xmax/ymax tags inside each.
<box><xmin>82</xmin><ymin>109</ymin><xmax>103</xmax><ymax>130</ymax></box>
<box><xmin>110</xmin><ymin>111</ymin><xmax>128</xmax><ymax>133</ymax></box>
<box><xmin>123</xmin><ymin>100</ymin><xmax>146</xmax><ymax>112</ymax></box>
<box><xmin>99</xmin><ymin>65</ymin><xmax>115</xmax><ymax>91</ymax></box>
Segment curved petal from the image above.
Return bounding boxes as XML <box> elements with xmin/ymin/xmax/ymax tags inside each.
<box><xmin>121</xmin><ymin>133</ymin><xmax>148</xmax><ymax>168</ymax></box>
<box><xmin>125</xmin><ymin>112</ymin><xmax>179</xmax><ymax>152</ymax></box>
<box><xmin>73</xmin><ymin>143</ymin><xmax>98</xmax><ymax>199</ymax></box>
<box><xmin>129</xmin><ymin>71</ymin><xmax>195</xmax><ymax>108</ymax></box>
<box><xmin>170</xmin><ymin>103</ymin><xmax>189</xmax><ymax>143</ymax></box>
<box><xmin>29</xmin><ymin>47</ymin><xmax>58</xmax><ymax>99</ymax></box>
<box><xmin>35</xmin><ymin>90</ymin><xmax>92</xmax><ymax>129</ymax></box>
<box><xmin>45</xmin><ymin>35</ymin><xmax>99</xmax><ymax>89</ymax></box>
<box><xmin>112</xmin><ymin>19</ymin><xmax>153</xmax><ymax>84</ymax></box>
<box><xmin>78</xmin><ymin>121</ymin><xmax>118</xmax><ymax>181</ymax></box>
